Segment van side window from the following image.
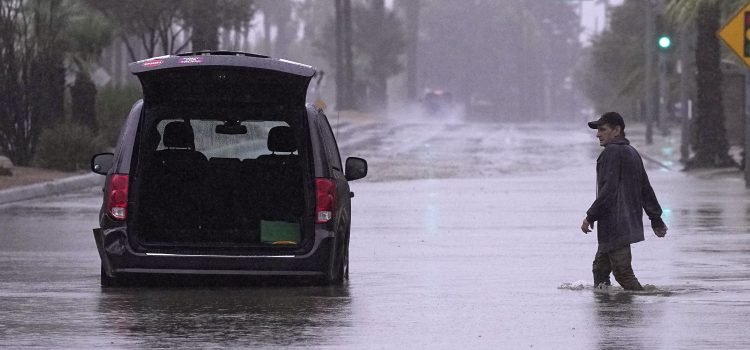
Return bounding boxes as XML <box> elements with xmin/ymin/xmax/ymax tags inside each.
<box><xmin>318</xmin><ymin>115</ymin><xmax>342</xmax><ymax>171</ymax></box>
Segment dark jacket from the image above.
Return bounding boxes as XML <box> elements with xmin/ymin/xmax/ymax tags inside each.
<box><xmin>586</xmin><ymin>138</ymin><xmax>664</xmax><ymax>252</ymax></box>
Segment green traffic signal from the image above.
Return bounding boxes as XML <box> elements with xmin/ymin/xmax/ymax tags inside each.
<box><xmin>658</xmin><ymin>35</ymin><xmax>672</xmax><ymax>49</ymax></box>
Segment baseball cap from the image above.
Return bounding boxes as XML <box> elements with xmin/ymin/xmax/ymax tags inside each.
<box><xmin>588</xmin><ymin>112</ymin><xmax>625</xmax><ymax>130</ymax></box>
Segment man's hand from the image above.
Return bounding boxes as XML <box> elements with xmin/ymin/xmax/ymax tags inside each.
<box><xmin>581</xmin><ymin>218</ymin><xmax>593</xmax><ymax>234</ymax></box>
<box><xmin>654</xmin><ymin>225</ymin><xmax>668</xmax><ymax>238</ymax></box>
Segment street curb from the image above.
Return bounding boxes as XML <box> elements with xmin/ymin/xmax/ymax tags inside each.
<box><xmin>639</xmin><ymin>153</ymin><xmax>675</xmax><ymax>171</ymax></box>
<box><xmin>0</xmin><ymin>173</ymin><xmax>102</xmax><ymax>205</ymax></box>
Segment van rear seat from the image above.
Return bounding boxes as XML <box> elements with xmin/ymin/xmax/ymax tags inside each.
<box><xmin>238</xmin><ymin>159</ymin><xmax>263</xmax><ymax>229</ymax></box>
<box><xmin>204</xmin><ymin>157</ymin><xmax>242</xmax><ymax>230</ymax></box>
<box><xmin>258</xmin><ymin>126</ymin><xmax>305</xmax><ymax>221</ymax></box>
<box><xmin>137</xmin><ymin>122</ymin><xmax>310</xmax><ymax>247</ymax></box>
<box><xmin>255</xmin><ymin>154</ymin><xmax>303</xmax><ymax>221</ymax></box>
<box><xmin>140</xmin><ymin>121</ymin><xmax>208</xmax><ymax>236</ymax></box>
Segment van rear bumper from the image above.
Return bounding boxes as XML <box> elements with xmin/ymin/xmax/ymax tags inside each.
<box><xmin>93</xmin><ymin>228</ymin><xmax>335</xmax><ymax>278</ymax></box>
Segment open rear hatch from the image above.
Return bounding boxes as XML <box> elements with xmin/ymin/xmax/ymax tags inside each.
<box><xmin>128</xmin><ymin>52</ymin><xmax>316</xmax><ymax>253</ymax></box>
<box><xmin>130</xmin><ymin>52</ymin><xmax>315</xmax><ymax>108</ymax></box>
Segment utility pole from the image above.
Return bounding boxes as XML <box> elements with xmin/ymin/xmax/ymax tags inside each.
<box><xmin>644</xmin><ymin>0</ymin><xmax>655</xmax><ymax>144</ymax></box>
<box><xmin>602</xmin><ymin>0</ymin><xmax>610</xmax><ymax>30</ymax></box>
<box><xmin>679</xmin><ymin>29</ymin><xmax>691</xmax><ymax>164</ymax></box>
<box><xmin>334</xmin><ymin>0</ymin><xmax>344</xmax><ymax>109</ymax></box>
<box><xmin>657</xmin><ymin>50</ymin><xmax>667</xmax><ymax>131</ymax></box>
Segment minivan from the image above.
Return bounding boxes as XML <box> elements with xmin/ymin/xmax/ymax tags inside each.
<box><xmin>90</xmin><ymin>52</ymin><xmax>367</xmax><ymax>286</ymax></box>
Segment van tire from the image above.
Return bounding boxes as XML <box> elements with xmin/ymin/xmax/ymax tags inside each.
<box><xmin>332</xmin><ymin>225</ymin><xmax>350</xmax><ymax>285</ymax></box>
<box><xmin>333</xmin><ymin>242</ymin><xmax>349</xmax><ymax>285</ymax></box>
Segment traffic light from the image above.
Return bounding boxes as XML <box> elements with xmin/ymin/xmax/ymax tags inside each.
<box><xmin>744</xmin><ymin>12</ymin><xmax>750</xmax><ymax>57</ymax></box>
<box><xmin>658</xmin><ymin>35</ymin><xmax>672</xmax><ymax>50</ymax></box>
<box><xmin>655</xmin><ymin>15</ymin><xmax>673</xmax><ymax>52</ymax></box>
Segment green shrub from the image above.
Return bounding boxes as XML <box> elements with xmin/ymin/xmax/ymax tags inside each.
<box><xmin>96</xmin><ymin>84</ymin><xmax>142</xmax><ymax>147</ymax></box>
<box><xmin>35</xmin><ymin>123</ymin><xmax>98</xmax><ymax>172</ymax></box>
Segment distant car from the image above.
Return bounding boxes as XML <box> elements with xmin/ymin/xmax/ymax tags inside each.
<box><xmin>90</xmin><ymin>51</ymin><xmax>367</xmax><ymax>286</ymax></box>
<box><xmin>423</xmin><ymin>90</ymin><xmax>454</xmax><ymax>115</ymax></box>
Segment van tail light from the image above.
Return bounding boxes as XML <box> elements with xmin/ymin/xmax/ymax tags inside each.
<box><xmin>315</xmin><ymin>178</ymin><xmax>336</xmax><ymax>224</ymax></box>
<box><xmin>107</xmin><ymin>174</ymin><xmax>129</xmax><ymax>220</ymax></box>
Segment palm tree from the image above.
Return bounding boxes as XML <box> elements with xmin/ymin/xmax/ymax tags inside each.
<box><xmin>334</xmin><ymin>0</ymin><xmax>354</xmax><ymax>110</ymax></box>
<box><xmin>398</xmin><ymin>0</ymin><xmax>420</xmax><ymax>101</ymax></box>
<box><xmin>67</xmin><ymin>2</ymin><xmax>112</xmax><ymax>131</ymax></box>
<box><xmin>257</xmin><ymin>0</ymin><xmax>294</xmax><ymax>57</ymax></box>
<box><xmin>667</xmin><ymin>0</ymin><xmax>742</xmax><ymax>168</ymax></box>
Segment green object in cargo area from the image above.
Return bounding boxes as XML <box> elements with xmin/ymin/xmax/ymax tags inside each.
<box><xmin>260</xmin><ymin>220</ymin><xmax>300</xmax><ymax>244</ymax></box>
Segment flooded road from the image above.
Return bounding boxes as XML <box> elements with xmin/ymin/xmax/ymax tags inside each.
<box><xmin>1</xmin><ymin>120</ymin><xmax>749</xmax><ymax>348</ymax></box>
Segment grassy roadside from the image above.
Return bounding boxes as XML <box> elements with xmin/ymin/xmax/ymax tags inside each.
<box><xmin>0</xmin><ymin>167</ymin><xmax>80</xmax><ymax>191</ymax></box>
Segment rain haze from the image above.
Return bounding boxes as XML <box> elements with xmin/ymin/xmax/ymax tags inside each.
<box><xmin>1</xmin><ymin>0</ymin><xmax>749</xmax><ymax>348</ymax></box>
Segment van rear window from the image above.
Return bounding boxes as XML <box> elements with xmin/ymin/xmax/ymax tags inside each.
<box><xmin>155</xmin><ymin>119</ymin><xmax>290</xmax><ymax>159</ymax></box>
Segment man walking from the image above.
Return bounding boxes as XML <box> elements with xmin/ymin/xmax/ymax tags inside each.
<box><xmin>581</xmin><ymin>112</ymin><xmax>668</xmax><ymax>291</ymax></box>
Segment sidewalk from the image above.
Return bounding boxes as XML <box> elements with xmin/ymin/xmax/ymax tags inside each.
<box><xmin>0</xmin><ymin>170</ymin><xmax>101</xmax><ymax>205</ymax></box>
<box><xmin>626</xmin><ymin>122</ymin><xmax>744</xmax><ymax>180</ymax></box>
<box><xmin>0</xmin><ymin>157</ymin><xmax>101</xmax><ymax>205</ymax></box>
<box><xmin>625</xmin><ymin>122</ymin><xmax>682</xmax><ymax>171</ymax></box>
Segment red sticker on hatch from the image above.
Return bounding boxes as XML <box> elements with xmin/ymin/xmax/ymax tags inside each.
<box><xmin>178</xmin><ymin>57</ymin><xmax>204</xmax><ymax>64</ymax></box>
<box><xmin>142</xmin><ymin>59</ymin><xmax>163</xmax><ymax>68</ymax></box>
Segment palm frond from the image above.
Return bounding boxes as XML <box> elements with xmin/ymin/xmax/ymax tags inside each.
<box><xmin>667</xmin><ymin>0</ymin><xmax>746</xmax><ymax>30</ymax></box>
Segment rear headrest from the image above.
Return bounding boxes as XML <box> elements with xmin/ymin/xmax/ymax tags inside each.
<box><xmin>163</xmin><ymin>121</ymin><xmax>195</xmax><ymax>149</ymax></box>
<box><xmin>267</xmin><ymin>126</ymin><xmax>297</xmax><ymax>153</ymax></box>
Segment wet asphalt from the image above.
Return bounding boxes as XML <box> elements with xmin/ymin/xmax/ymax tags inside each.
<box><xmin>1</xmin><ymin>120</ymin><xmax>750</xmax><ymax>348</ymax></box>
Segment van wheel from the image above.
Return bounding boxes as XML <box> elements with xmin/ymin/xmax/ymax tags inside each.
<box><xmin>334</xmin><ymin>243</ymin><xmax>349</xmax><ymax>284</ymax></box>
<box><xmin>333</xmin><ymin>232</ymin><xmax>350</xmax><ymax>285</ymax></box>
<box><xmin>100</xmin><ymin>264</ymin><xmax>123</xmax><ymax>287</ymax></box>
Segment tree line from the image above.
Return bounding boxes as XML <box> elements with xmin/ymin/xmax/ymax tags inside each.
<box><xmin>1</xmin><ymin>0</ymin><xmax>584</xmax><ymax>169</ymax></box>
<box><xmin>578</xmin><ymin>0</ymin><xmax>746</xmax><ymax>169</ymax></box>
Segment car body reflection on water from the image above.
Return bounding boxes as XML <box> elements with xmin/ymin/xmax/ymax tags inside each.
<box><xmin>97</xmin><ymin>286</ymin><xmax>351</xmax><ymax>347</ymax></box>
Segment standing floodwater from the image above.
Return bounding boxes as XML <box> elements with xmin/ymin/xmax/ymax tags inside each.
<box><xmin>1</xmin><ymin>120</ymin><xmax>749</xmax><ymax>348</ymax></box>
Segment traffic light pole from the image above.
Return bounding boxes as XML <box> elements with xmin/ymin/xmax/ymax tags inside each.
<box><xmin>658</xmin><ymin>51</ymin><xmax>668</xmax><ymax>132</ymax></box>
<box><xmin>679</xmin><ymin>29</ymin><xmax>691</xmax><ymax>165</ymax></box>
<box><xmin>644</xmin><ymin>0</ymin><xmax>655</xmax><ymax>144</ymax></box>
<box><xmin>655</xmin><ymin>0</ymin><xmax>671</xmax><ymax>136</ymax></box>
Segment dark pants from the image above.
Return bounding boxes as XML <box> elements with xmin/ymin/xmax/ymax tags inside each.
<box><xmin>592</xmin><ymin>245</ymin><xmax>643</xmax><ymax>291</ymax></box>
